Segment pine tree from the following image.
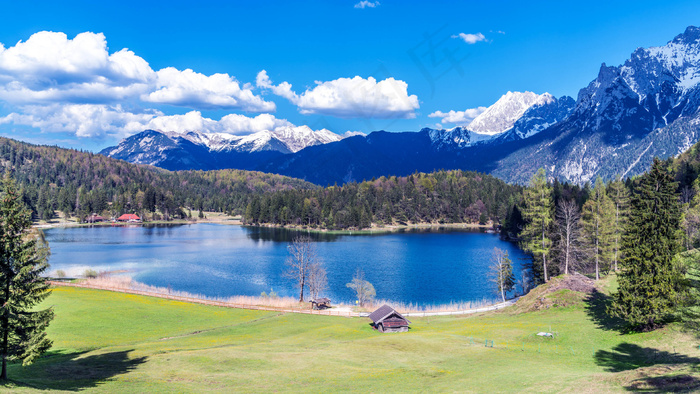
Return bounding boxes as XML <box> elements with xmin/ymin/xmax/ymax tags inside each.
<box><xmin>521</xmin><ymin>168</ymin><xmax>554</xmax><ymax>282</ymax></box>
<box><xmin>582</xmin><ymin>177</ymin><xmax>615</xmax><ymax>280</ymax></box>
<box><xmin>0</xmin><ymin>172</ymin><xmax>54</xmax><ymax>380</ymax></box>
<box><xmin>608</xmin><ymin>175</ymin><xmax>630</xmax><ymax>271</ymax></box>
<box><xmin>611</xmin><ymin>159</ymin><xmax>683</xmax><ymax>331</ymax></box>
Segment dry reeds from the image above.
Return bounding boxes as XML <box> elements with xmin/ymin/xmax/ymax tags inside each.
<box><xmin>78</xmin><ymin>275</ymin><xmax>508</xmax><ymax>315</ymax></box>
<box><xmin>81</xmin><ymin>276</ymin><xmax>305</xmax><ymax>309</ymax></box>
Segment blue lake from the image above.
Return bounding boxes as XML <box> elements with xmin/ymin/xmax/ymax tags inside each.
<box><xmin>44</xmin><ymin>224</ymin><xmax>529</xmax><ymax>305</ymax></box>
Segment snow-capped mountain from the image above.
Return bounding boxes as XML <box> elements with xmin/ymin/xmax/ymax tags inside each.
<box><xmin>100</xmin><ymin>127</ymin><xmax>348</xmax><ymax>170</ymax></box>
<box><xmin>100</xmin><ymin>26</ymin><xmax>700</xmax><ymax>186</ymax></box>
<box><xmin>426</xmin><ymin>93</ymin><xmax>575</xmax><ymax>150</ymax></box>
<box><xmin>492</xmin><ymin>26</ymin><xmax>700</xmax><ymax>184</ymax></box>
<box><xmin>425</xmin><ymin>126</ymin><xmax>494</xmax><ymax>150</ymax></box>
<box><xmin>467</xmin><ymin>91</ymin><xmax>556</xmax><ymax>135</ymax></box>
<box><xmin>495</xmin><ymin>95</ymin><xmax>576</xmax><ymax>142</ymax></box>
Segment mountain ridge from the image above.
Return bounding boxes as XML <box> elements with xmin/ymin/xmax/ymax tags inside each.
<box><xmin>99</xmin><ymin>26</ymin><xmax>700</xmax><ymax>186</ymax></box>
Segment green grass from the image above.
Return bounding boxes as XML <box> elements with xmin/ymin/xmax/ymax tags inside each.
<box><xmin>3</xmin><ymin>280</ymin><xmax>700</xmax><ymax>392</ymax></box>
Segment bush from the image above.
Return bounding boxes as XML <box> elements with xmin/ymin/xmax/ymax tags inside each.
<box><xmin>83</xmin><ymin>269</ymin><xmax>98</xmax><ymax>279</ymax></box>
<box><xmin>55</xmin><ymin>270</ymin><xmax>66</xmax><ymax>278</ymax></box>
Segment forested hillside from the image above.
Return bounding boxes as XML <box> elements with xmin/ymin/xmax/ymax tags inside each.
<box><xmin>0</xmin><ymin>137</ymin><xmax>317</xmax><ymax>221</ymax></box>
<box><xmin>244</xmin><ymin>170</ymin><xmax>523</xmax><ymax>230</ymax></box>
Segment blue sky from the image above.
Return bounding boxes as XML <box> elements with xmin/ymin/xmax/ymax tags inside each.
<box><xmin>0</xmin><ymin>0</ymin><xmax>699</xmax><ymax>151</ymax></box>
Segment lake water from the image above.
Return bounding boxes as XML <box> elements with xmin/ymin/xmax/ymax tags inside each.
<box><xmin>44</xmin><ymin>224</ymin><xmax>529</xmax><ymax>305</ymax></box>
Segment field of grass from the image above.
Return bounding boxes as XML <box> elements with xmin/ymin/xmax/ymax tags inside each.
<box><xmin>3</xmin><ymin>278</ymin><xmax>700</xmax><ymax>392</ymax></box>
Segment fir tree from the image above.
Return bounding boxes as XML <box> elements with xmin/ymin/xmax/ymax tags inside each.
<box><xmin>608</xmin><ymin>175</ymin><xmax>630</xmax><ymax>271</ymax></box>
<box><xmin>0</xmin><ymin>172</ymin><xmax>54</xmax><ymax>379</ymax></box>
<box><xmin>582</xmin><ymin>177</ymin><xmax>615</xmax><ymax>280</ymax></box>
<box><xmin>521</xmin><ymin>168</ymin><xmax>554</xmax><ymax>282</ymax></box>
<box><xmin>611</xmin><ymin>159</ymin><xmax>683</xmax><ymax>331</ymax></box>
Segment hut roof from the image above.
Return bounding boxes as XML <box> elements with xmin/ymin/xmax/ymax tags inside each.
<box><xmin>368</xmin><ymin>304</ymin><xmax>411</xmax><ymax>324</ymax></box>
<box><xmin>311</xmin><ymin>297</ymin><xmax>331</xmax><ymax>303</ymax></box>
<box><xmin>117</xmin><ymin>214</ymin><xmax>140</xmax><ymax>221</ymax></box>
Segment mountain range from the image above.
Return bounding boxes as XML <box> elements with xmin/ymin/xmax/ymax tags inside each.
<box><xmin>101</xmin><ymin>26</ymin><xmax>700</xmax><ymax>185</ymax></box>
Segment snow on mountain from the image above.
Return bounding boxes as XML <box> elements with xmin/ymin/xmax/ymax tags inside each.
<box><xmin>425</xmin><ymin>126</ymin><xmax>494</xmax><ymax>150</ymax></box>
<box><xmin>466</xmin><ymin>91</ymin><xmax>555</xmax><ymax>135</ymax></box>
<box><xmin>269</xmin><ymin>126</ymin><xmax>342</xmax><ymax>153</ymax></box>
<box><xmin>159</xmin><ymin>126</ymin><xmax>343</xmax><ymax>154</ymax></box>
<box><xmin>495</xmin><ymin>95</ymin><xmax>576</xmax><ymax>142</ymax></box>
<box><xmin>426</xmin><ymin>93</ymin><xmax>574</xmax><ymax>149</ymax></box>
<box><xmin>100</xmin><ymin>126</ymin><xmax>349</xmax><ymax>170</ymax></box>
<box><xmin>492</xmin><ymin>26</ymin><xmax>700</xmax><ymax>185</ymax></box>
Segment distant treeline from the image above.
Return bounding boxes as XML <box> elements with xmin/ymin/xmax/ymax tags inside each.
<box><xmin>0</xmin><ymin>137</ymin><xmax>317</xmax><ymax>221</ymax></box>
<box><xmin>244</xmin><ymin>170</ymin><xmax>524</xmax><ymax>229</ymax></box>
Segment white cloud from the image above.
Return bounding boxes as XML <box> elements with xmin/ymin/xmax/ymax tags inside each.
<box><xmin>218</xmin><ymin>113</ymin><xmax>293</xmax><ymax>134</ymax></box>
<box><xmin>354</xmin><ymin>1</ymin><xmax>380</xmax><ymax>8</ymax></box>
<box><xmin>256</xmin><ymin>70</ymin><xmax>297</xmax><ymax>101</ymax></box>
<box><xmin>0</xmin><ymin>105</ymin><xmax>295</xmax><ymax>138</ymax></box>
<box><xmin>143</xmin><ymin>68</ymin><xmax>275</xmax><ymax>112</ymax></box>
<box><xmin>452</xmin><ymin>32</ymin><xmax>486</xmax><ymax>44</ymax></box>
<box><xmin>146</xmin><ymin>112</ymin><xmax>292</xmax><ymax>135</ymax></box>
<box><xmin>0</xmin><ymin>104</ymin><xmax>160</xmax><ymax>138</ymax></box>
<box><xmin>0</xmin><ymin>31</ymin><xmax>154</xmax><ymax>104</ymax></box>
<box><xmin>0</xmin><ymin>31</ymin><xmax>273</xmax><ymax>113</ymax></box>
<box><xmin>428</xmin><ymin>107</ymin><xmax>488</xmax><ymax>127</ymax></box>
<box><xmin>257</xmin><ymin>71</ymin><xmax>419</xmax><ymax>119</ymax></box>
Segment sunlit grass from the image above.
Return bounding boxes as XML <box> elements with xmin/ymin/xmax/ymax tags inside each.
<box><xmin>3</xmin><ymin>277</ymin><xmax>699</xmax><ymax>392</ymax></box>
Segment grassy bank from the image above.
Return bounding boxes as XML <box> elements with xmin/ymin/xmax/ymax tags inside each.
<box><xmin>246</xmin><ymin>221</ymin><xmax>493</xmax><ymax>235</ymax></box>
<box><xmin>3</xmin><ymin>278</ymin><xmax>699</xmax><ymax>392</ymax></box>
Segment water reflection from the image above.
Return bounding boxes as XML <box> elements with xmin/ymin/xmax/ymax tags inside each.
<box><xmin>45</xmin><ymin>224</ymin><xmax>528</xmax><ymax>305</ymax></box>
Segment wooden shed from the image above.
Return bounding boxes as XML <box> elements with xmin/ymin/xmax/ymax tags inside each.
<box><xmin>368</xmin><ymin>304</ymin><xmax>411</xmax><ymax>333</ymax></box>
<box><xmin>310</xmin><ymin>297</ymin><xmax>331</xmax><ymax>310</ymax></box>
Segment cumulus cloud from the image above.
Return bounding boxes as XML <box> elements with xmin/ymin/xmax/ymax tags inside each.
<box><xmin>0</xmin><ymin>105</ymin><xmax>295</xmax><ymax>138</ymax></box>
<box><xmin>145</xmin><ymin>112</ymin><xmax>293</xmax><ymax>135</ymax></box>
<box><xmin>0</xmin><ymin>31</ymin><xmax>273</xmax><ymax>112</ymax></box>
<box><xmin>354</xmin><ymin>1</ymin><xmax>380</xmax><ymax>8</ymax></box>
<box><xmin>428</xmin><ymin>107</ymin><xmax>488</xmax><ymax>127</ymax></box>
<box><xmin>0</xmin><ymin>31</ymin><xmax>154</xmax><ymax>104</ymax></box>
<box><xmin>0</xmin><ymin>104</ymin><xmax>159</xmax><ymax>138</ymax></box>
<box><xmin>257</xmin><ymin>71</ymin><xmax>419</xmax><ymax>119</ymax></box>
<box><xmin>452</xmin><ymin>32</ymin><xmax>486</xmax><ymax>44</ymax></box>
<box><xmin>143</xmin><ymin>68</ymin><xmax>275</xmax><ymax>112</ymax></box>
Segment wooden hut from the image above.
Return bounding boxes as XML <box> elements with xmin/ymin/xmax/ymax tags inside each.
<box><xmin>310</xmin><ymin>297</ymin><xmax>331</xmax><ymax>310</ymax></box>
<box><xmin>87</xmin><ymin>214</ymin><xmax>105</xmax><ymax>223</ymax></box>
<box><xmin>368</xmin><ymin>304</ymin><xmax>411</xmax><ymax>333</ymax></box>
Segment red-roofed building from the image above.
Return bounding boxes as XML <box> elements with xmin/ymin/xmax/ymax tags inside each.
<box><xmin>116</xmin><ymin>214</ymin><xmax>141</xmax><ymax>223</ymax></box>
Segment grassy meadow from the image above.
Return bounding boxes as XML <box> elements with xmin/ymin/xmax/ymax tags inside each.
<box><xmin>2</xmin><ymin>277</ymin><xmax>699</xmax><ymax>392</ymax></box>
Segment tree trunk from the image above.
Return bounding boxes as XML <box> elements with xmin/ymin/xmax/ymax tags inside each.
<box><xmin>565</xmin><ymin>231</ymin><xmax>570</xmax><ymax>275</ymax></box>
<box><xmin>1</xmin><ymin>282</ymin><xmax>9</xmax><ymax>380</ymax></box>
<box><xmin>595</xmin><ymin>223</ymin><xmax>600</xmax><ymax>281</ymax></box>
<box><xmin>299</xmin><ymin>277</ymin><xmax>305</xmax><ymax>302</ymax></box>
<box><xmin>500</xmin><ymin>263</ymin><xmax>506</xmax><ymax>303</ymax></box>
<box><xmin>542</xmin><ymin>221</ymin><xmax>548</xmax><ymax>282</ymax></box>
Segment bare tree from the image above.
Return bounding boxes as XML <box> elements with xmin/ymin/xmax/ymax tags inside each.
<box><xmin>308</xmin><ymin>262</ymin><xmax>328</xmax><ymax>300</ymax></box>
<box><xmin>346</xmin><ymin>268</ymin><xmax>375</xmax><ymax>306</ymax></box>
<box><xmin>284</xmin><ymin>236</ymin><xmax>317</xmax><ymax>302</ymax></box>
<box><xmin>489</xmin><ymin>248</ymin><xmax>515</xmax><ymax>303</ymax></box>
<box><xmin>555</xmin><ymin>199</ymin><xmax>584</xmax><ymax>275</ymax></box>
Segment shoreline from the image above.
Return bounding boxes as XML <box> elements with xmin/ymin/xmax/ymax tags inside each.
<box><xmin>48</xmin><ymin>279</ymin><xmax>518</xmax><ymax>317</ymax></box>
<box><xmin>243</xmin><ymin>221</ymin><xmax>496</xmax><ymax>235</ymax></box>
<box><xmin>33</xmin><ymin>217</ymin><xmax>242</xmax><ymax>230</ymax></box>
<box><xmin>34</xmin><ymin>217</ymin><xmax>498</xmax><ymax>235</ymax></box>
